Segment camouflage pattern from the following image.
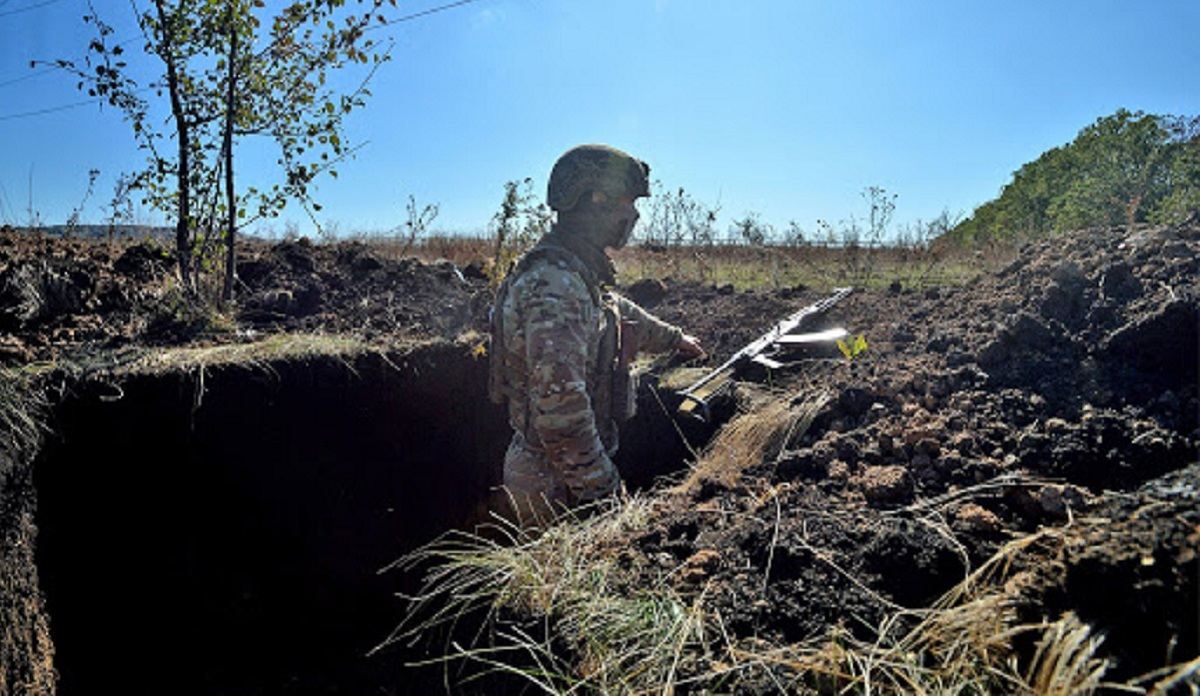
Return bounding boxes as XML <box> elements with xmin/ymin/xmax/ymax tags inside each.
<box><xmin>491</xmin><ymin>244</ymin><xmax>683</xmax><ymax>517</ymax></box>
<box><xmin>547</xmin><ymin>144</ymin><xmax>651</xmax><ymax>212</ymax></box>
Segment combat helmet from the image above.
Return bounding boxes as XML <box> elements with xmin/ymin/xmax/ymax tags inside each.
<box><xmin>547</xmin><ymin>144</ymin><xmax>651</xmax><ymax>212</ymax></box>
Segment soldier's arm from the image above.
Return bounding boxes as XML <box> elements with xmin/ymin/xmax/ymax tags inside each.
<box><xmin>520</xmin><ymin>265</ymin><xmax>620</xmax><ymax>503</ymax></box>
<box><xmin>612</xmin><ymin>293</ymin><xmax>685</xmax><ymax>354</ymax></box>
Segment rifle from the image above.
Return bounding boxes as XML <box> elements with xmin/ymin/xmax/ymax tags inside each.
<box><xmin>677</xmin><ymin>286</ymin><xmax>853</xmax><ymax>420</ymax></box>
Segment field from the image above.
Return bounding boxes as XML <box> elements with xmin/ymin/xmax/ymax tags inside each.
<box><xmin>0</xmin><ymin>221</ymin><xmax>1196</xmax><ymax>693</ymax></box>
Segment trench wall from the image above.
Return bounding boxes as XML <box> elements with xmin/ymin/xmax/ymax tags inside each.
<box><xmin>31</xmin><ymin>345</ymin><xmax>509</xmax><ymax>693</ymax></box>
<box><xmin>4</xmin><ymin>341</ymin><xmax>710</xmax><ymax>694</ymax></box>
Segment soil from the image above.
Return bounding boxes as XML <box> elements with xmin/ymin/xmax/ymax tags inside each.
<box><xmin>1</xmin><ymin>220</ymin><xmax>1197</xmax><ymax>692</ymax></box>
<box><xmin>0</xmin><ymin>227</ymin><xmax>484</xmax><ymax>362</ymax></box>
<box><xmin>613</xmin><ymin>221</ymin><xmax>1200</xmax><ymax>685</ymax></box>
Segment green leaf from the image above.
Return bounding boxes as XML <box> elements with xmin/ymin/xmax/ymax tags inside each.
<box><xmin>836</xmin><ymin>339</ymin><xmax>851</xmax><ymax>360</ymax></box>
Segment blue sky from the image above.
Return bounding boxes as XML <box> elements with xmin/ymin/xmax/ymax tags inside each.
<box><xmin>1</xmin><ymin>0</ymin><xmax>1198</xmax><ymax>237</ymax></box>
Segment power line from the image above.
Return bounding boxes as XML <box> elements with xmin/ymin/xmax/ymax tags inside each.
<box><xmin>0</xmin><ymin>96</ymin><xmax>107</xmax><ymax>122</ymax></box>
<box><xmin>0</xmin><ymin>87</ymin><xmax>151</xmax><ymax>123</ymax></box>
<box><xmin>0</xmin><ymin>0</ymin><xmax>67</xmax><ymax>19</ymax></box>
<box><xmin>0</xmin><ymin>66</ymin><xmax>55</xmax><ymax>88</ymax></box>
<box><xmin>1</xmin><ymin>0</ymin><xmax>484</xmax><ymax>122</ymax></box>
<box><xmin>365</xmin><ymin>0</ymin><xmax>482</xmax><ymax>32</ymax></box>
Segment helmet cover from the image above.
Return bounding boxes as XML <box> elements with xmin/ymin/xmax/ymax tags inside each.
<box><xmin>547</xmin><ymin>144</ymin><xmax>651</xmax><ymax>212</ymax></box>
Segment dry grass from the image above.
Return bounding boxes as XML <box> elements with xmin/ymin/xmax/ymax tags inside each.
<box><xmin>677</xmin><ymin>390</ymin><xmax>830</xmax><ymax>493</ymax></box>
<box><xmin>375</xmin><ymin>494</ymin><xmax>702</xmax><ymax>693</ymax></box>
<box><xmin>348</xmin><ymin>234</ymin><xmax>1005</xmax><ymax>291</ymax></box>
<box><xmin>115</xmin><ymin>332</ymin><xmax>376</xmax><ymax>375</ymax></box>
<box><xmin>382</xmin><ymin>475</ymin><xmax>1191</xmax><ymax>695</ymax></box>
<box><xmin>607</xmin><ymin>243</ymin><xmax>996</xmax><ymax>291</ymax></box>
<box><xmin>0</xmin><ymin>366</ymin><xmax>47</xmax><ymax>460</ymax></box>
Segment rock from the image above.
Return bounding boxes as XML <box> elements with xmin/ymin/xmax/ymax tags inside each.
<box><xmin>856</xmin><ymin>465</ymin><xmax>913</xmax><ymax>505</ymax></box>
<box><xmin>679</xmin><ymin>549</ymin><xmax>722</xmax><ymax>583</ymax></box>
<box><xmin>955</xmin><ymin>503</ymin><xmax>1001</xmax><ymax>534</ymax></box>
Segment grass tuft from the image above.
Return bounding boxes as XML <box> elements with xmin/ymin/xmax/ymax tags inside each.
<box><xmin>382</xmin><ymin>489</ymin><xmax>1189</xmax><ymax>694</ymax></box>
<box><xmin>0</xmin><ymin>366</ymin><xmax>47</xmax><ymax>461</ymax></box>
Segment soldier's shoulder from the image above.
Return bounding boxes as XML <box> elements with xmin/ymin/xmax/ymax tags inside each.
<box><xmin>510</xmin><ymin>256</ymin><xmax>591</xmax><ymax>296</ymax></box>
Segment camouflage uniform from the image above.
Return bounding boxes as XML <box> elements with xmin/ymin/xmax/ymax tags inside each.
<box><xmin>489</xmin><ymin>234</ymin><xmax>683</xmax><ymax>516</ymax></box>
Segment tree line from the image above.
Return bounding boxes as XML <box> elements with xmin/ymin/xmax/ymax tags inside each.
<box><xmin>946</xmin><ymin>109</ymin><xmax>1199</xmax><ymax>246</ymax></box>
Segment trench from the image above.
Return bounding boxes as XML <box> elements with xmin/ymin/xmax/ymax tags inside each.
<box><xmin>31</xmin><ymin>343</ymin><xmax>713</xmax><ymax>693</ymax></box>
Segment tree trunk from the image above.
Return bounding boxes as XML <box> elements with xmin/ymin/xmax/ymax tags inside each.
<box><xmin>155</xmin><ymin>0</ymin><xmax>193</xmax><ymax>294</ymax></box>
<box><xmin>222</xmin><ymin>5</ymin><xmax>237</xmax><ymax>303</ymax></box>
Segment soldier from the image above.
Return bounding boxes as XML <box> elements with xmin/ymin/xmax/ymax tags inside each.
<box><xmin>489</xmin><ymin>144</ymin><xmax>704</xmax><ymax>522</ymax></box>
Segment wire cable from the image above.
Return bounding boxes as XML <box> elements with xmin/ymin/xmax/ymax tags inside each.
<box><xmin>0</xmin><ymin>86</ymin><xmax>151</xmax><ymax>122</ymax></box>
<box><xmin>0</xmin><ymin>0</ymin><xmax>67</xmax><ymax>19</ymax></box>
<box><xmin>0</xmin><ymin>97</ymin><xmax>108</xmax><ymax>122</ymax></box>
<box><xmin>364</xmin><ymin>0</ymin><xmax>482</xmax><ymax>32</ymax></box>
<box><xmin>0</xmin><ymin>66</ymin><xmax>56</xmax><ymax>88</ymax></box>
<box><xmin>1</xmin><ymin>0</ymin><xmax>483</xmax><ymax>122</ymax></box>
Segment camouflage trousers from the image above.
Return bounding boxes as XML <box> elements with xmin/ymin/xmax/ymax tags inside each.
<box><xmin>499</xmin><ymin>433</ymin><xmax>571</xmax><ymax>524</ymax></box>
<box><xmin>498</xmin><ymin>430</ymin><xmax>622</xmax><ymax>525</ymax></box>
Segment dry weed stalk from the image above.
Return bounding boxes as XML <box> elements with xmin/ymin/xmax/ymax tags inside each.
<box><xmin>677</xmin><ymin>391</ymin><xmax>828</xmax><ymax>493</ymax></box>
<box><xmin>725</xmin><ymin>528</ymin><xmax>1115</xmax><ymax>694</ymax></box>
<box><xmin>0</xmin><ymin>367</ymin><xmax>47</xmax><ymax>459</ymax></box>
<box><xmin>377</xmin><ymin>494</ymin><xmax>710</xmax><ymax>692</ymax></box>
<box><xmin>379</xmin><ymin>409</ymin><xmax>1190</xmax><ymax>695</ymax></box>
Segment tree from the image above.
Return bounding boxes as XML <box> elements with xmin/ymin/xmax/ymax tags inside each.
<box><xmin>730</xmin><ymin>212</ymin><xmax>772</xmax><ymax>246</ymax></box>
<box><xmin>489</xmin><ymin>179</ymin><xmax>551</xmax><ymax>285</ymax></box>
<box><xmin>1150</xmin><ymin>115</ymin><xmax>1200</xmax><ymax>225</ymax></box>
<box><xmin>57</xmin><ymin>0</ymin><xmax>394</xmax><ymax>297</ymax></box>
<box><xmin>948</xmin><ymin>109</ymin><xmax>1199</xmax><ymax>245</ymax></box>
<box><xmin>1048</xmin><ymin>109</ymin><xmax>1174</xmax><ymax>230</ymax></box>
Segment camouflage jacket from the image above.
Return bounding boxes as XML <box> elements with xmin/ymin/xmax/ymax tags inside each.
<box><xmin>489</xmin><ymin>240</ymin><xmax>683</xmax><ymax>502</ymax></box>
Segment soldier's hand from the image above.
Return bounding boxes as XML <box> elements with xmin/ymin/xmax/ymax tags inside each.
<box><xmin>675</xmin><ymin>333</ymin><xmax>706</xmax><ymax>360</ymax></box>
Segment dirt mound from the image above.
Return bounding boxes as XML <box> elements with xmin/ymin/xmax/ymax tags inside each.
<box><xmin>0</xmin><ymin>228</ymin><xmax>489</xmax><ymax>363</ymax></box>
<box><xmin>233</xmin><ymin>238</ymin><xmax>482</xmax><ymax>337</ymax></box>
